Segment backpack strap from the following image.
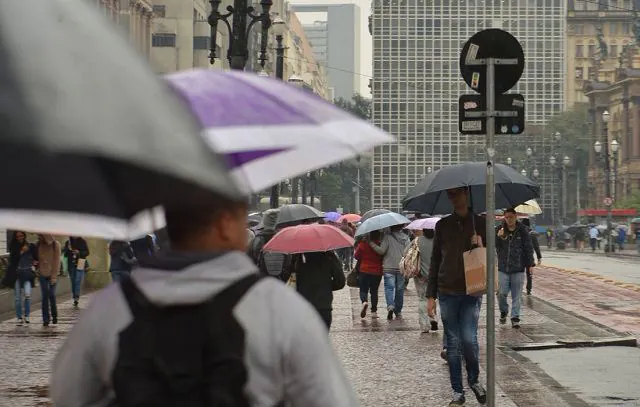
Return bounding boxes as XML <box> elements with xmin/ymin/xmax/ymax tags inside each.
<box><xmin>208</xmin><ymin>273</ymin><xmax>263</xmax><ymax>312</ymax></box>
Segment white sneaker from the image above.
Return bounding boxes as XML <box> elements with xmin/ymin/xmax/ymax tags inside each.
<box><xmin>24</xmin><ymin>317</ymin><xmax>30</xmax><ymax>324</ymax></box>
<box><xmin>16</xmin><ymin>318</ymin><xmax>23</xmax><ymax>325</ymax></box>
<box><xmin>360</xmin><ymin>302</ymin><xmax>368</xmax><ymax>318</ymax></box>
<box><xmin>371</xmin><ymin>312</ymin><xmax>379</xmax><ymax>319</ymax></box>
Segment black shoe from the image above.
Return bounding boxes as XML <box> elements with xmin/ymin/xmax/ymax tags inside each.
<box><xmin>440</xmin><ymin>349</ymin><xmax>448</xmax><ymax>362</ymax></box>
<box><xmin>387</xmin><ymin>310</ymin><xmax>394</xmax><ymax>320</ymax></box>
<box><xmin>511</xmin><ymin>317</ymin><xmax>521</xmax><ymax>329</ymax></box>
<box><xmin>500</xmin><ymin>312</ymin><xmax>508</xmax><ymax>324</ymax></box>
<box><xmin>43</xmin><ymin>322</ymin><xmax>49</xmax><ymax>327</ymax></box>
<box><xmin>73</xmin><ymin>300</ymin><xmax>79</xmax><ymax>308</ymax></box>
<box><xmin>360</xmin><ymin>302</ymin><xmax>368</xmax><ymax>318</ymax></box>
<box><xmin>526</xmin><ymin>290</ymin><xmax>531</xmax><ymax>295</ymax></box>
<box><xmin>430</xmin><ymin>320</ymin><xmax>439</xmax><ymax>331</ymax></box>
<box><xmin>470</xmin><ymin>382</ymin><xmax>487</xmax><ymax>404</ymax></box>
<box><xmin>448</xmin><ymin>393</ymin><xmax>466</xmax><ymax>406</ymax></box>
<box><xmin>52</xmin><ymin>318</ymin><xmax>58</xmax><ymax>325</ymax></box>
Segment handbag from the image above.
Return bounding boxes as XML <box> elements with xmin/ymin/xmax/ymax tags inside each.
<box><xmin>346</xmin><ymin>259</ymin><xmax>360</xmax><ymax>287</ymax></box>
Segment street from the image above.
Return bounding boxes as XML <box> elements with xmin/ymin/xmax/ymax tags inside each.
<box><xmin>1</xmin><ymin>262</ymin><xmax>639</xmax><ymax>407</ymax></box>
<box><xmin>541</xmin><ymin>250</ymin><xmax>640</xmax><ymax>285</ymax></box>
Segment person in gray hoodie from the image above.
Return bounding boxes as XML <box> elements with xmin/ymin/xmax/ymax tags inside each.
<box><xmin>369</xmin><ymin>225</ymin><xmax>409</xmax><ymax>320</ymax></box>
<box><xmin>49</xmin><ymin>199</ymin><xmax>359</xmax><ymax>407</ymax></box>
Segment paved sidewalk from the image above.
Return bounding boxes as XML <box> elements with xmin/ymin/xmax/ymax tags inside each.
<box><xmin>330</xmin><ymin>279</ymin><xmax>625</xmax><ymax>407</ymax></box>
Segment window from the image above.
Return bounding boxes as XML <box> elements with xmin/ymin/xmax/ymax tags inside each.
<box><xmin>575</xmin><ymin>44</ymin><xmax>584</xmax><ymax>57</ymax></box>
<box><xmin>575</xmin><ymin>67</ymin><xmax>584</xmax><ymax>78</ymax></box>
<box><xmin>623</xmin><ymin>22</ymin><xmax>631</xmax><ymax>34</ymax></box>
<box><xmin>588</xmin><ymin>44</ymin><xmax>596</xmax><ymax>56</ymax></box>
<box><xmin>152</xmin><ymin>5</ymin><xmax>166</xmax><ymax>18</ymax></box>
<box><xmin>152</xmin><ymin>33</ymin><xmax>176</xmax><ymax>47</ymax></box>
<box><xmin>610</xmin><ymin>44</ymin><xmax>618</xmax><ymax>56</ymax></box>
<box><xmin>193</xmin><ymin>36</ymin><xmax>210</xmax><ymax>50</ymax></box>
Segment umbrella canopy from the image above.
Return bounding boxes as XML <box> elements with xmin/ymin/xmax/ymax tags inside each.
<box><xmin>338</xmin><ymin>213</ymin><xmax>362</xmax><ymax>223</ymax></box>
<box><xmin>406</xmin><ymin>217</ymin><xmax>440</xmax><ymax>231</ymax></box>
<box><xmin>276</xmin><ymin>204</ymin><xmax>324</xmax><ymax>227</ymax></box>
<box><xmin>324</xmin><ymin>211</ymin><xmax>342</xmax><ymax>222</ymax></box>
<box><xmin>165</xmin><ymin>69</ymin><xmax>395</xmax><ymax>193</ymax></box>
<box><xmin>361</xmin><ymin>209</ymin><xmax>391</xmax><ymax>223</ymax></box>
<box><xmin>0</xmin><ymin>0</ymin><xmax>242</xmax><ymax>240</ymax></box>
<box><xmin>515</xmin><ymin>200</ymin><xmax>542</xmax><ymax>215</ymax></box>
<box><xmin>262</xmin><ymin>224</ymin><xmax>354</xmax><ymax>254</ymax></box>
<box><xmin>355</xmin><ymin>212</ymin><xmax>411</xmax><ymax>238</ymax></box>
<box><xmin>402</xmin><ymin>162</ymin><xmax>540</xmax><ymax>214</ymax></box>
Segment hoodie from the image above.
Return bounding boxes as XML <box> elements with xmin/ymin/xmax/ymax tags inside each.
<box><xmin>369</xmin><ymin>231</ymin><xmax>410</xmax><ymax>271</ymax></box>
<box><xmin>49</xmin><ymin>251</ymin><xmax>359</xmax><ymax>407</ymax></box>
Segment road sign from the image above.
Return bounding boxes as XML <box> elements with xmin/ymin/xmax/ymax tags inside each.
<box><xmin>604</xmin><ymin>197</ymin><xmax>613</xmax><ymax>206</ymax></box>
<box><xmin>459</xmin><ymin>29</ymin><xmax>525</xmax><ymax>94</ymax></box>
<box><xmin>458</xmin><ymin>94</ymin><xmax>525</xmax><ymax>135</ymax></box>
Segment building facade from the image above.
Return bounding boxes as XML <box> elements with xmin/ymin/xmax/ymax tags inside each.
<box><xmin>566</xmin><ymin>0</ymin><xmax>638</xmax><ymax>109</ymax></box>
<box><xmin>91</xmin><ymin>0</ymin><xmax>154</xmax><ymax>59</ymax></box>
<box><xmin>585</xmin><ymin>68</ymin><xmax>640</xmax><ymax>208</ymax></box>
<box><xmin>290</xmin><ymin>3</ymin><xmax>361</xmax><ymax>100</ymax></box>
<box><xmin>370</xmin><ymin>0</ymin><xmax>565</xmax><ymax>217</ymax></box>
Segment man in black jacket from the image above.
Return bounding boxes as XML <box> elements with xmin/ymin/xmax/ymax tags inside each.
<box><xmin>427</xmin><ymin>187</ymin><xmax>487</xmax><ymax>406</ymax></box>
<box><xmin>496</xmin><ymin>209</ymin><xmax>535</xmax><ymax>328</ymax></box>
<box><xmin>521</xmin><ymin>218</ymin><xmax>541</xmax><ymax>295</ymax></box>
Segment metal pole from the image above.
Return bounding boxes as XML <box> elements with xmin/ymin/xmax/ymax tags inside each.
<box><xmin>485</xmin><ymin>57</ymin><xmax>496</xmax><ymax>407</ymax></box>
<box><xmin>604</xmin><ymin>137</ymin><xmax>613</xmax><ymax>253</ymax></box>
<box><xmin>269</xmin><ymin>35</ymin><xmax>285</xmax><ymax>209</ymax></box>
<box><xmin>551</xmin><ymin>169</ymin><xmax>555</xmax><ymax>227</ymax></box>
<box><xmin>576</xmin><ymin>168</ymin><xmax>581</xmax><ymax>222</ymax></box>
<box><xmin>562</xmin><ymin>165</ymin><xmax>567</xmax><ymax>224</ymax></box>
<box><xmin>355</xmin><ymin>166</ymin><xmax>361</xmax><ymax>214</ymax></box>
<box><xmin>229</xmin><ymin>0</ymin><xmax>249</xmax><ymax>70</ymax></box>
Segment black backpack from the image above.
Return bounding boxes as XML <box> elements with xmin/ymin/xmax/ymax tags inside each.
<box><xmin>112</xmin><ymin>274</ymin><xmax>263</xmax><ymax>407</ymax></box>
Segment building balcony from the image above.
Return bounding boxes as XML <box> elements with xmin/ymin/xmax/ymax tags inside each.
<box><xmin>568</xmin><ymin>10</ymin><xmax>635</xmax><ymax>20</ymax></box>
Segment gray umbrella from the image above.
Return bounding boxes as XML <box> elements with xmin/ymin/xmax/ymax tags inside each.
<box><xmin>354</xmin><ymin>212</ymin><xmax>411</xmax><ymax>238</ymax></box>
<box><xmin>276</xmin><ymin>204</ymin><xmax>324</xmax><ymax>227</ymax></box>
<box><xmin>402</xmin><ymin>162</ymin><xmax>540</xmax><ymax>214</ymax></box>
<box><xmin>361</xmin><ymin>209</ymin><xmax>391</xmax><ymax>223</ymax></box>
<box><xmin>0</xmin><ymin>0</ymin><xmax>242</xmax><ymax>238</ymax></box>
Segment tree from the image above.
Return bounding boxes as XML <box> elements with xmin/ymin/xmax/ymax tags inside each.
<box><xmin>312</xmin><ymin>94</ymin><xmax>373</xmax><ymax>213</ymax></box>
<box><xmin>614</xmin><ymin>192</ymin><xmax>640</xmax><ymax>212</ymax></box>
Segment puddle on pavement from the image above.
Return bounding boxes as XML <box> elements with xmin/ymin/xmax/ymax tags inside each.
<box><xmin>519</xmin><ymin>346</ymin><xmax>640</xmax><ymax>406</ymax></box>
<box><xmin>1</xmin><ymin>384</ymin><xmax>49</xmax><ymax>399</ymax></box>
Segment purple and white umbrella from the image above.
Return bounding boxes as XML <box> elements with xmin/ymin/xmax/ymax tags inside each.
<box><xmin>165</xmin><ymin>69</ymin><xmax>395</xmax><ymax>193</ymax></box>
<box><xmin>406</xmin><ymin>217</ymin><xmax>441</xmax><ymax>231</ymax></box>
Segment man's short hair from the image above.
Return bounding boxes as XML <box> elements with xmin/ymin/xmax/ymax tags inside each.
<box><xmin>504</xmin><ymin>208</ymin><xmax>517</xmax><ymax>215</ymax></box>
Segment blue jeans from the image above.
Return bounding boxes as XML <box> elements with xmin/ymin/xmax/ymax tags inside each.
<box><xmin>39</xmin><ymin>276</ymin><xmax>58</xmax><ymax>324</ymax></box>
<box><xmin>358</xmin><ymin>273</ymin><xmax>382</xmax><ymax>312</ymax></box>
<box><xmin>14</xmin><ymin>280</ymin><xmax>32</xmax><ymax>319</ymax></box>
<box><xmin>111</xmin><ymin>269</ymin><xmax>131</xmax><ymax>283</ymax></box>
<box><xmin>68</xmin><ymin>265</ymin><xmax>84</xmax><ymax>301</ymax></box>
<box><xmin>498</xmin><ymin>271</ymin><xmax>525</xmax><ymax>319</ymax></box>
<box><xmin>439</xmin><ymin>294</ymin><xmax>482</xmax><ymax>394</ymax></box>
<box><xmin>383</xmin><ymin>270</ymin><xmax>405</xmax><ymax>313</ymax></box>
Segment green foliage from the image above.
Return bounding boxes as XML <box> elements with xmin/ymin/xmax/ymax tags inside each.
<box><xmin>312</xmin><ymin>94</ymin><xmax>373</xmax><ymax>213</ymax></box>
<box><xmin>614</xmin><ymin>192</ymin><xmax>640</xmax><ymax>211</ymax></box>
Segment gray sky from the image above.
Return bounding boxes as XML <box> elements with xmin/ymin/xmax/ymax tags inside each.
<box><xmin>289</xmin><ymin>0</ymin><xmax>372</xmax><ymax>97</ymax></box>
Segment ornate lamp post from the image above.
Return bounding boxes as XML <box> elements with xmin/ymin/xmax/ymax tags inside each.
<box><xmin>562</xmin><ymin>155</ymin><xmax>570</xmax><ymax>224</ymax></box>
<box><xmin>208</xmin><ymin>0</ymin><xmax>273</xmax><ymax>70</ymax></box>
<box><xmin>594</xmin><ymin>110</ymin><xmax>619</xmax><ymax>252</ymax></box>
<box><xmin>550</xmin><ymin>155</ymin><xmax>557</xmax><ymax>227</ymax></box>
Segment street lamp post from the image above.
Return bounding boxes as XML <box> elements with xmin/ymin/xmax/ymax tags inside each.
<box><xmin>562</xmin><ymin>156</ymin><xmax>570</xmax><ymax>224</ymax></box>
<box><xmin>550</xmin><ymin>155</ymin><xmax>557</xmax><ymax>227</ymax></box>
<box><xmin>267</xmin><ymin>16</ymin><xmax>286</xmax><ymax>209</ymax></box>
<box><xmin>594</xmin><ymin>111</ymin><xmax>619</xmax><ymax>253</ymax></box>
<box><xmin>208</xmin><ymin>0</ymin><xmax>273</xmax><ymax>70</ymax></box>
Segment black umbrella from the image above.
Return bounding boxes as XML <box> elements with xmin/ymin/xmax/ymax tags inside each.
<box><xmin>361</xmin><ymin>209</ymin><xmax>391</xmax><ymax>223</ymax></box>
<box><xmin>402</xmin><ymin>162</ymin><xmax>540</xmax><ymax>214</ymax></box>
<box><xmin>276</xmin><ymin>204</ymin><xmax>324</xmax><ymax>227</ymax></box>
<box><xmin>0</xmin><ymin>0</ymin><xmax>242</xmax><ymax>239</ymax></box>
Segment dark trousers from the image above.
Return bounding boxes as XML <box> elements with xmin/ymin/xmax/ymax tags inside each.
<box><xmin>526</xmin><ymin>269</ymin><xmax>533</xmax><ymax>293</ymax></box>
<box><xmin>358</xmin><ymin>273</ymin><xmax>382</xmax><ymax>312</ymax></box>
<box><xmin>39</xmin><ymin>276</ymin><xmax>57</xmax><ymax>324</ymax></box>
<box><xmin>590</xmin><ymin>238</ymin><xmax>597</xmax><ymax>251</ymax></box>
<box><xmin>317</xmin><ymin>309</ymin><xmax>332</xmax><ymax>331</ymax></box>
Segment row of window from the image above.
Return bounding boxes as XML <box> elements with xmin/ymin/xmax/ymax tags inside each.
<box><xmin>573</xmin><ymin>0</ymin><xmax>634</xmax><ymax>11</ymax></box>
<box><xmin>151</xmin><ymin>34</ymin><xmax>211</xmax><ymax>49</ymax></box>
<box><xmin>373</xmin><ymin>0</ymin><xmax>563</xmax><ymax>7</ymax></box>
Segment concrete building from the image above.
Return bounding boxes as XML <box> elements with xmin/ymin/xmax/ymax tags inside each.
<box><xmin>150</xmin><ymin>0</ymin><xmax>227</xmax><ymax>73</ymax></box>
<box><xmin>370</xmin><ymin>0</ymin><xmax>565</xmax><ymax>219</ymax></box>
<box><xmin>91</xmin><ymin>0</ymin><xmax>154</xmax><ymax>58</ymax></box>
<box><xmin>585</xmin><ymin>68</ymin><xmax>640</xmax><ymax>208</ymax></box>
<box><xmin>290</xmin><ymin>3</ymin><xmax>361</xmax><ymax>100</ymax></box>
<box><xmin>566</xmin><ymin>0</ymin><xmax>638</xmax><ymax>108</ymax></box>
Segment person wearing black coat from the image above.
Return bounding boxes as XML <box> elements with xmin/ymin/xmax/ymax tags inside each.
<box><xmin>3</xmin><ymin>232</ymin><xmax>37</xmax><ymax>324</ymax></box>
<box><xmin>63</xmin><ymin>237</ymin><xmax>90</xmax><ymax>308</ymax></box>
<box><xmin>521</xmin><ymin>218</ymin><xmax>542</xmax><ymax>295</ymax></box>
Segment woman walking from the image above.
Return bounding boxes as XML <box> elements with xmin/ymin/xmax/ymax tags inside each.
<box><xmin>11</xmin><ymin>232</ymin><xmax>37</xmax><ymax>325</ymax></box>
<box><xmin>63</xmin><ymin>236</ymin><xmax>90</xmax><ymax>308</ymax></box>
<box><xmin>109</xmin><ymin>240</ymin><xmax>136</xmax><ymax>282</ymax></box>
<box><xmin>37</xmin><ymin>234</ymin><xmax>61</xmax><ymax>327</ymax></box>
<box><xmin>355</xmin><ymin>230</ymin><xmax>383</xmax><ymax>319</ymax></box>
<box><xmin>412</xmin><ymin>229</ymin><xmax>437</xmax><ymax>333</ymax></box>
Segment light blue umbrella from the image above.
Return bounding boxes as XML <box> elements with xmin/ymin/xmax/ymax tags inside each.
<box><xmin>354</xmin><ymin>212</ymin><xmax>411</xmax><ymax>238</ymax></box>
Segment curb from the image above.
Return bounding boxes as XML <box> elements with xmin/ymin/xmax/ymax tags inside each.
<box><xmin>542</xmin><ymin>265</ymin><xmax>640</xmax><ymax>293</ymax></box>
<box><xmin>509</xmin><ymin>336</ymin><xmax>638</xmax><ymax>351</ymax></box>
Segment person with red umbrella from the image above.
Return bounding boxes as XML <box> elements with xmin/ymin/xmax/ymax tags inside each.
<box><xmin>354</xmin><ymin>230</ymin><xmax>383</xmax><ymax>319</ymax></box>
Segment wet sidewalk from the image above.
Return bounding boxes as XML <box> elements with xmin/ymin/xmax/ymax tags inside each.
<box><xmin>0</xmin><ymin>293</ymin><xmax>92</xmax><ymax>407</ymax></box>
<box><xmin>330</xmin><ymin>279</ymin><xmax>633</xmax><ymax>407</ymax></box>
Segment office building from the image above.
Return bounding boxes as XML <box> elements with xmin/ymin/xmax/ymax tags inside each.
<box><xmin>370</xmin><ymin>0</ymin><xmax>565</xmax><ymax>221</ymax></box>
<box><xmin>291</xmin><ymin>3</ymin><xmax>361</xmax><ymax>100</ymax></box>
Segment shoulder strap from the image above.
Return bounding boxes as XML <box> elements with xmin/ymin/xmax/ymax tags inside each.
<box><xmin>209</xmin><ymin>273</ymin><xmax>263</xmax><ymax>311</ymax></box>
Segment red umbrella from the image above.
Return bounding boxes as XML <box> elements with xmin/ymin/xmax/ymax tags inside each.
<box><xmin>338</xmin><ymin>213</ymin><xmax>362</xmax><ymax>223</ymax></box>
<box><xmin>262</xmin><ymin>224</ymin><xmax>354</xmax><ymax>254</ymax></box>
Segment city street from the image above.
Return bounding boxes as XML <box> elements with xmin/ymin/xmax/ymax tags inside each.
<box><xmin>1</xmin><ymin>263</ymin><xmax>639</xmax><ymax>407</ymax></box>
<box><xmin>541</xmin><ymin>250</ymin><xmax>640</xmax><ymax>285</ymax></box>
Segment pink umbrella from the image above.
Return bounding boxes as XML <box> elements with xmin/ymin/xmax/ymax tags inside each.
<box><xmin>262</xmin><ymin>224</ymin><xmax>354</xmax><ymax>254</ymax></box>
<box><xmin>338</xmin><ymin>213</ymin><xmax>362</xmax><ymax>223</ymax></box>
<box><xmin>406</xmin><ymin>217</ymin><xmax>440</xmax><ymax>231</ymax></box>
